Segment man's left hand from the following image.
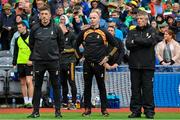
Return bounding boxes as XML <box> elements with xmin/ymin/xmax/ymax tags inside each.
<box><xmin>27</xmin><ymin>61</ymin><xmax>32</xmax><ymax>66</ymax></box>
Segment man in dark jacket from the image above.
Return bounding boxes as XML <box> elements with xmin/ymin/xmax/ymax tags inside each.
<box><xmin>27</xmin><ymin>5</ymin><xmax>64</xmax><ymax>118</ymax></box>
<box><xmin>126</xmin><ymin>11</ymin><xmax>158</xmax><ymax>119</ymax></box>
<box><xmin>59</xmin><ymin>15</ymin><xmax>77</xmax><ymax>109</ymax></box>
<box><xmin>75</xmin><ymin>11</ymin><xmax>118</xmax><ymax>117</ymax></box>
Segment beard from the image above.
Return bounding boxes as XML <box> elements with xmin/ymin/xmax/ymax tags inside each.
<box><xmin>41</xmin><ymin>18</ymin><xmax>50</xmax><ymax>25</ymax></box>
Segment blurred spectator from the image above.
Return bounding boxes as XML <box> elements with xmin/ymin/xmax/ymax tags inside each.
<box><xmin>77</xmin><ymin>0</ymin><xmax>90</xmax><ymax>17</ymax></box>
<box><xmin>108</xmin><ymin>21</ymin><xmax>124</xmax><ymax>41</ymax></box>
<box><xmin>24</xmin><ymin>1</ymin><xmax>33</xmax><ymax>22</ymax></box>
<box><xmin>104</xmin><ymin>25</ymin><xmax>125</xmax><ymax>69</ymax></box>
<box><xmin>107</xmin><ymin>2</ymin><xmax>119</xmax><ymax>16</ymax></box>
<box><xmin>166</xmin><ymin>14</ymin><xmax>177</xmax><ymax>33</ymax></box>
<box><xmin>157</xmin><ymin>21</ymin><xmax>169</xmax><ymax>42</ymax></box>
<box><xmin>151</xmin><ymin>19</ymin><xmax>158</xmax><ymax>30</ymax></box>
<box><xmin>172</xmin><ymin>3</ymin><xmax>180</xmax><ymax>18</ymax></box>
<box><xmin>72</xmin><ymin>6</ymin><xmax>88</xmax><ymax>34</ymax></box>
<box><xmin>63</xmin><ymin>0</ymin><xmax>70</xmax><ymax>14</ymax></box>
<box><xmin>53</xmin><ymin>5</ymin><xmax>64</xmax><ymax>24</ymax></box>
<box><xmin>109</xmin><ymin>10</ymin><xmax>128</xmax><ymax>38</ymax></box>
<box><xmin>0</xmin><ymin>3</ymin><xmax>16</xmax><ymax>50</ymax></box>
<box><xmin>156</xmin><ymin>30</ymin><xmax>180</xmax><ymax>65</ymax></box>
<box><xmin>89</xmin><ymin>0</ymin><xmax>109</xmax><ymax>20</ymax></box>
<box><xmin>156</xmin><ymin>14</ymin><xmax>164</xmax><ymax>24</ymax></box>
<box><xmin>14</xmin><ymin>0</ymin><xmax>26</xmax><ymax>15</ymax></box>
<box><xmin>48</xmin><ymin>0</ymin><xmax>64</xmax><ymax>16</ymax></box>
<box><xmin>149</xmin><ymin>0</ymin><xmax>167</xmax><ymax>17</ymax></box>
<box><xmin>30</xmin><ymin>0</ymin><xmax>46</xmax><ymax>27</ymax></box>
<box><xmin>175</xmin><ymin>16</ymin><xmax>180</xmax><ymax>42</ymax></box>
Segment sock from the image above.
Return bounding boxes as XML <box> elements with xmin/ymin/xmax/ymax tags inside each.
<box><xmin>24</xmin><ymin>97</ymin><xmax>28</xmax><ymax>104</ymax></box>
<box><xmin>28</xmin><ymin>97</ymin><xmax>33</xmax><ymax>104</ymax></box>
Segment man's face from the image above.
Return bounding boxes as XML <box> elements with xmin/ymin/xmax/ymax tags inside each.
<box><xmin>89</xmin><ymin>12</ymin><xmax>100</xmax><ymax>27</ymax></box>
<box><xmin>40</xmin><ymin>10</ymin><xmax>51</xmax><ymax>25</ymax></box>
<box><xmin>17</xmin><ymin>24</ymin><xmax>26</xmax><ymax>34</ymax></box>
<box><xmin>36</xmin><ymin>0</ymin><xmax>45</xmax><ymax>10</ymax></box>
<box><xmin>137</xmin><ymin>15</ymin><xmax>148</xmax><ymax>27</ymax></box>
<box><xmin>173</xmin><ymin>4</ymin><xmax>179</xmax><ymax>12</ymax></box>
<box><xmin>24</xmin><ymin>3</ymin><xmax>31</xmax><ymax>13</ymax></box>
<box><xmin>56</xmin><ymin>8</ymin><xmax>64</xmax><ymax>16</ymax></box>
<box><xmin>111</xmin><ymin>12</ymin><xmax>118</xmax><ymax>18</ymax></box>
<box><xmin>108</xmin><ymin>27</ymin><xmax>115</xmax><ymax>36</ymax></box>
<box><xmin>4</xmin><ymin>9</ymin><xmax>11</xmax><ymax>15</ymax></box>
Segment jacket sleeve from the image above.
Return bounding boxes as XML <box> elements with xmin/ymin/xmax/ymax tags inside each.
<box><xmin>56</xmin><ymin>24</ymin><xmax>64</xmax><ymax>53</ymax></box>
<box><xmin>74</xmin><ymin>30</ymin><xmax>85</xmax><ymax>59</ymax></box>
<box><xmin>116</xmin><ymin>40</ymin><xmax>125</xmax><ymax>65</ymax></box>
<box><xmin>29</xmin><ymin>26</ymin><xmax>35</xmax><ymax>61</ymax></box>
<box><xmin>105</xmin><ymin>30</ymin><xmax>119</xmax><ymax>57</ymax></box>
<box><xmin>12</xmin><ymin>38</ymin><xmax>19</xmax><ymax>65</ymax></box>
<box><xmin>155</xmin><ymin>42</ymin><xmax>164</xmax><ymax>63</ymax></box>
<box><xmin>172</xmin><ymin>42</ymin><xmax>180</xmax><ymax>62</ymax></box>
<box><xmin>125</xmin><ymin>30</ymin><xmax>140</xmax><ymax>51</ymax></box>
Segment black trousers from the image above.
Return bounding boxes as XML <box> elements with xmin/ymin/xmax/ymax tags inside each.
<box><xmin>60</xmin><ymin>63</ymin><xmax>77</xmax><ymax>104</ymax></box>
<box><xmin>130</xmin><ymin>68</ymin><xmax>155</xmax><ymax>115</ymax></box>
<box><xmin>83</xmin><ymin>60</ymin><xmax>107</xmax><ymax>112</ymax></box>
<box><xmin>33</xmin><ymin>61</ymin><xmax>61</xmax><ymax>112</ymax></box>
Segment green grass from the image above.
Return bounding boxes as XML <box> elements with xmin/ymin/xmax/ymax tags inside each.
<box><xmin>0</xmin><ymin>112</ymin><xmax>180</xmax><ymax>120</ymax></box>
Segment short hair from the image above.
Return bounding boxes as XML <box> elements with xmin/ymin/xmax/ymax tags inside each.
<box><xmin>166</xmin><ymin>30</ymin><xmax>175</xmax><ymax>40</ymax></box>
<box><xmin>90</xmin><ymin>10</ymin><xmax>100</xmax><ymax>17</ymax></box>
<box><xmin>17</xmin><ymin>21</ymin><xmax>26</xmax><ymax>27</ymax></box>
<box><xmin>137</xmin><ymin>10</ymin><xmax>149</xmax><ymax>20</ymax></box>
<box><xmin>91</xmin><ymin>8</ymin><xmax>101</xmax><ymax>15</ymax></box>
<box><xmin>39</xmin><ymin>4</ymin><xmax>50</xmax><ymax>13</ymax></box>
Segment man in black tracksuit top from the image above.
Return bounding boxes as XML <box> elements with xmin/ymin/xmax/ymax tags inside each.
<box><xmin>27</xmin><ymin>5</ymin><xmax>64</xmax><ymax>118</ymax></box>
<box><xmin>59</xmin><ymin>19</ymin><xmax>77</xmax><ymax>109</ymax></box>
<box><xmin>126</xmin><ymin>11</ymin><xmax>158</xmax><ymax>119</ymax></box>
<box><xmin>75</xmin><ymin>11</ymin><xmax>118</xmax><ymax>117</ymax></box>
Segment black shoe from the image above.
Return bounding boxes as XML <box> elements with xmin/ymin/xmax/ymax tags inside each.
<box><xmin>128</xmin><ymin>113</ymin><xmax>141</xmax><ymax>118</ymax></box>
<box><xmin>27</xmin><ymin>111</ymin><xmax>40</xmax><ymax>118</ymax></box>
<box><xmin>145</xmin><ymin>114</ymin><xmax>154</xmax><ymax>119</ymax></box>
<box><xmin>55</xmin><ymin>112</ymin><xmax>62</xmax><ymax>118</ymax></box>
<box><xmin>55</xmin><ymin>109</ymin><xmax>62</xmax><ymax>118</ymax></box>
<box><xmin>82</xmin><ymin>109</ymin><xmax>91</xmax><ymax>117</ymax></box>
<box><xmin>102</xmin><ymin>110</ymin><xmax>109</xmax><ymax>117</ymax></box>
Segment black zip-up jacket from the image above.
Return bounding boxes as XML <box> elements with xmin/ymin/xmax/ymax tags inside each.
<box><xmin>29</xmin><ymin>21</ymin><xmax>64</xmax><ymax>61</ymax></box>
<box><xmin>75</xmin><ymin>27</ymin><xmax>118</xmax><ymax>63</ymax></box>
<box><xmin>59</xmin><ymin>31</ymin><xmax>77</xmax><ymax>64</ymax></box>
<box><xmin>126</xmin><ymin>24</ymin><xmax>158</xmax><ymax>69</ymax></box>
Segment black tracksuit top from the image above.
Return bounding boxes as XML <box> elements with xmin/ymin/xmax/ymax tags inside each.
<box><xmin>29</xmin><ymin>21</ymin><xmax>64</xmax><ymax>61</ymax></box>
<box><xmin>75</xmin><ymin>27</ymin><xmax>118</xmax><ymax>63</ymax></box>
